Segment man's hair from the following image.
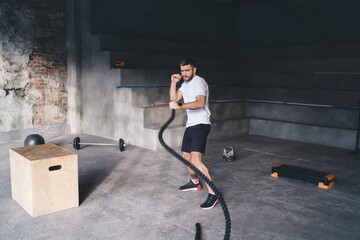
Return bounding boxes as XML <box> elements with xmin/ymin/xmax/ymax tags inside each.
<box><xmin>179</xmin><ymin>58</ymin><xmax>196</xmax><ymax>67</ymax></box>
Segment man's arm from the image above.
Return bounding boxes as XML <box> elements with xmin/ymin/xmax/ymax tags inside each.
<box><xmin>169</xmin><ymin>95</ymin><xmax>205</xmax><ymax>110</ymax></box>
<box><xmin>170</xmin><ymin>74</ymin><xmax>183</xmax><ymax>102</ymax></box>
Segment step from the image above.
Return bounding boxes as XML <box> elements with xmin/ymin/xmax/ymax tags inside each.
<box><xmin>144</xmin><ymin>107</ymin><xmax>186</xmax><ymax>129</ymax></box>
<box><xmin>237</xmin><ymin>57</ymin><xmax>360</xmax><ymax>72</ymax></box>
<box><xmin>100</xmin><ymin>35</ymin><xmax>238</xmax><ymax>59</ymax></box>
<box><xmin>119</xmin><ymin>69</ymin><xmax>241</xmax><ymax>86</ymax></box>
<box><xmin>208</xmin><ymin>118</ymin><xmax>250</xmax><ymax>140</ymax></box>
<box><xmin>249</xmin><ymin>118</ymin><xmax>358</xmax><ymax>150</ymax></box>
<box><xmin>238</xmin><ymin>72</ymin><xmax>360</xmax><ymax>90</ymax></box>
<box><xmin>243</xmin><ymin>87</ymin><xmax>360</xmax><ymax>109</ymax></box>
<box><xmin>143</xmin><ymin>102</ymin><xmax>247</xmax><ymax>129</ymax></box>
<box><xmin>126</xmin><ymin>85</ymin><xmax>244</xmax><ymax>108</ymax></box>
<box><xmin>129</xmin><ymin>87</ymin><xmax>170</xmax><ymax>108</ymax></box>
<box><xmin>271</xmin><ymin>164</ymin><xmax>335</xmax><ymax>189</ymax></box>
<box><xmin>247</xmin><ymin>102</ymin><xmax>359</xmax><ymax>130</ymax></box>
<box><xmin>110</xmin><ymin>51</ymin><xmax>237</xmax><ymax>71</ymax></box>
<box><xmin>237</xmin><ymin>43</ymin><xmax>360</xmax><ymax>60</ymax></box>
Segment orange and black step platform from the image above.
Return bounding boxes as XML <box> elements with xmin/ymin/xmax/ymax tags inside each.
<box><xmin>271</xmin><ymin>164</ymin><xmax>335</xmax><ymax>189</ymax></box>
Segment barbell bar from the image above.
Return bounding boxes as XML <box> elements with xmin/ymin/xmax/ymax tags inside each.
<box><xmin>73</xmin><ymin>137</ymin><xmax>126</xmax><ymax>152</ymax></box>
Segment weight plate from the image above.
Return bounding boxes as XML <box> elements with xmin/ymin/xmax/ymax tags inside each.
<box><xmin>119</xmin><ymin>138</ymin><xmax>126</xmax><ymax>152</ymax></box>
<box><xmin>73</xmin><ymin>137</ymin><xmax>81</xmax><ymax>150</ymax></box>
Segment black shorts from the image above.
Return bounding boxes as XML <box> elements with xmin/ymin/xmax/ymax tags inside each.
<box><xmin>181</xmin><ymin>124</ymin><xmax>211</xmax><ymax>154</ymax></box>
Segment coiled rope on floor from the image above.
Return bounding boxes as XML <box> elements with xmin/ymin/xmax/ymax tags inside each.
<box><xmin>158</xmin><ymin>109</ymin><xmax>231</xmax><ymax>240</ymax></box>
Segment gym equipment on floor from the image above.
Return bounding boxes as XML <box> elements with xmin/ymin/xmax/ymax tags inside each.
<box><xmin>271</xmin><ymin>164</ymin><xmax>335</xmax><ymax>189</ymax></box>
<box><xmin>24</xmin><ymin>134</ymin><xmax>45</xmax><ymax>146</ymax></box>
<box><xmin>223</xmin><ymin>146</ymin><xmax>235</xmax><ymax>162</ymax></box>
<box><xmin>73</xmin><ymin>137</ymin><xmax>126</xmax><ymax>152</ymax></box>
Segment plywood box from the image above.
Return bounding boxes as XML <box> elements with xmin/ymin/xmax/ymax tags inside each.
<box><xmin>10</xmin><ymin>144</ymin><xmax>79</xmax><ymax>217</ymax></box>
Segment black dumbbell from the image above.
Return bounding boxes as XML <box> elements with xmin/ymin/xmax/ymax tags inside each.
<box><xmin>73</xmin><ymin>137</ymin><xmax>126</xmax><ymax>152</ymax></box>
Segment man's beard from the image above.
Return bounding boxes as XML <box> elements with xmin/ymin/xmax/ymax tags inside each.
<box><xmin>184</xmin><ymin>72</ymin><xmax>195</xmax><ymax>81</ymax></box>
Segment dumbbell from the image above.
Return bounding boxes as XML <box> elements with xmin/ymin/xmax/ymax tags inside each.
<box><xmin>73</xmin><ymin>137</ymin><xmax>126</xmax><ymax>152</ymax></box>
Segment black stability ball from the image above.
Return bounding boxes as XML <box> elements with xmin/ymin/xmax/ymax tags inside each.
<box><xmin>24</xmin><ymin>134</ymin><xmax>45</xmax><ymax>146</ymax></box>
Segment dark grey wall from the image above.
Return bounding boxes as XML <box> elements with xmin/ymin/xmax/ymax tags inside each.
<box><xmin>236</xmin><ymin>0</ymin><xmax>360</xmax><ymax>48</ymax></box>
<box><xmin>91</xmin><ymin>0</ymin><xmax>237</xmax><ymax>47</ymax></box>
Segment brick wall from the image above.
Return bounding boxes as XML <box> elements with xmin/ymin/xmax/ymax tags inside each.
<box><xmin>0</xmin><ymin>0</ymin><xmax>67</xmax><ymax>132</ymax></box>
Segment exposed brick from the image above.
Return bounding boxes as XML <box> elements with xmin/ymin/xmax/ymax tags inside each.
<box><xmin>1</xmin><ymin>0</ymin><xmax>67</xmax><ymax>131</ymax></box>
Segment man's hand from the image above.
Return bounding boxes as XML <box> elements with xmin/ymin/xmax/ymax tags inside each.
<box><xmin>169</xmin><ymin>101</ymin><xmax>179</xmax><ymax>109</ymax></box>
<box><xmin>171</xmin><ymin>74</ymin><xmax>182</xmax><ymax>83</ymax></box>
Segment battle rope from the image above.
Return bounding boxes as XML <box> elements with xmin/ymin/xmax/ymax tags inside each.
<box><xmin>195</xmin><ymin>223</ymin><xmax>201</xmax><ymax>240</ymax></box>
<box><xmin>158</xmin><ymin>109</ymin><xmax>231</xmax><ymax>240</ymax></box>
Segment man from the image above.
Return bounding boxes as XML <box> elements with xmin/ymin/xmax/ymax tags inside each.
<box><xmin>169</xmin><ymin>58</ymin><xmax>218</xmax><ymax>209</ymax></box>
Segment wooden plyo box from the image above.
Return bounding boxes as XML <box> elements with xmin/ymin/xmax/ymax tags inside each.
<box><xmin>9</xmin><ymin>144</ymin><xmax>79</xmax><ymax>217</ymax></box>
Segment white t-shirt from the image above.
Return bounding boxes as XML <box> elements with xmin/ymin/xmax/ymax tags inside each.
<box><xmin>179</xmin><ymin>75</ymin><xmax>211</xmax><ymax>127</ymax></box>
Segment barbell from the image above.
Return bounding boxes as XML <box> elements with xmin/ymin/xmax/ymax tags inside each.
<box><xmin>73</xmin><ymin>137</ymin><xmax>126</xmax><ymax>152</ymax></box>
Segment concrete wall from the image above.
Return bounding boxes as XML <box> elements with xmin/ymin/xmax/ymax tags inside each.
<box><xmin>75</xmin><ymin>0</ymin><xmax>359</xmax><ymax>151</ymax></box>
<box><xmin>67</xmin><ymin>0</ymin><xmax>121</xmax><ymax>141</ymax></box>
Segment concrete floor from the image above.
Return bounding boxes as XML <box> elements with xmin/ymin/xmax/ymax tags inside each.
<box><xmin>1</xmin><ymin>133</ymin><xmax>360</xmax><ymax>240</ymax></box>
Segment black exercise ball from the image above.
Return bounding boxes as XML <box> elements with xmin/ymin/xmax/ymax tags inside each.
<box><xmin>24</xmin><ymin>134</ymin><xmax>45</xmax><ymax>146</ymax></box>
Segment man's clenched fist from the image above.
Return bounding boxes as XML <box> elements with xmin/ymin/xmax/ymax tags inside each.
<box><xmin>171</xmin><ymin>74</ymin><xmax>182</xmax><ymax>83</ymax></box>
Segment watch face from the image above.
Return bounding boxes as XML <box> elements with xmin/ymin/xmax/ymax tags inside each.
<box><xmin>178</xmin><ymin>103</ymin><xmax>183</xmax><ymax>106</ymax></box>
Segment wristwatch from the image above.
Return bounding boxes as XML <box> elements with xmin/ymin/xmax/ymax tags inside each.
<box><xmin>178</xmin><ymin>102</ymin><xmax>183</xmax><ymax>110</ymax></box>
